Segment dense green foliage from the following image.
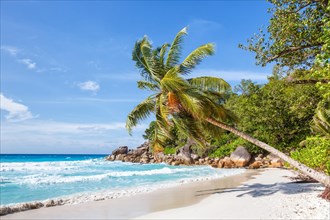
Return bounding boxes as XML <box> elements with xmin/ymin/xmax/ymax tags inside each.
<box><xmin>163</xmin><ymin>147</ymin><xmax>177</xmax><ymax>155</ymax></box>
<box><xmin>225</xmin><ymin>77</ymin><xmax>321</xmax><ymax>152</ymax></box>
<box><xmin>209</xmin><ymin>134</ymin><xmax>245</xmax><ymax>158</ymax></box>
<box><xmin>240</xmin><ymin>0</ymin><xmax>328</xmax><ymax>70</ymax></box>
<box><xmin>236</xmin><ymin>0</ymin><xmax>329</xmax><ymax>176</ymax></box>
<box><xmin>291</xmin><ymin>136</ymin><xmax>330</xmax><ymax>175</ymax></box>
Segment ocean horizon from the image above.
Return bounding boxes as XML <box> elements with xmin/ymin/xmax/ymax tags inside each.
<box><xmin>0</xmin><ymin>154</ymin><xmax>245</xmax><ymax>207</ymax></box>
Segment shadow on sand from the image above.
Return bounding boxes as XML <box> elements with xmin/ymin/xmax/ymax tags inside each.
<box><xmin>195</xmin><ymin>179</ymin><xmax>323</xmax><ymax>198</ymax></box>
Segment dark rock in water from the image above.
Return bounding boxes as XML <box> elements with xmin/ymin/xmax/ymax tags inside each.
<box><xmin>0</xmin><ymin>206</ymin><xmax>10</xmax><ymax>216</ymax></box>
<box><xmin>45</xmin><ymin>200</ymin><xmax>56</xmax><ymax>207</ymax></box>
<box><xmin>112</xmin><ymin>146</ymin><xmax>128</xmax><ymax>156</ymax></box>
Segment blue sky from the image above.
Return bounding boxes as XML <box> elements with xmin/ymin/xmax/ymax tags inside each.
<box><xmin>1</xmin><ymin>1</ymin><xmax>273</xmax><ymax>154</ymax></box>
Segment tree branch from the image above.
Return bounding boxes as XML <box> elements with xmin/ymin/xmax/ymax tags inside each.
<box><xmin>267</xmin><ymin>43</ymin><xmax>324</xmax><ymax>62</ymax></box>
<box><xmin>286</xmin><ymin>78</ymin><xmax>330</xmax><ymax>84</ymax></box>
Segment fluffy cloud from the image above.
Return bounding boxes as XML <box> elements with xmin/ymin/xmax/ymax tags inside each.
<box><xmin>77</xmin><ymin>81</ymin><xmax>100</xmax><ymax>93</ymax></box>
<box><xmin>0</xmin><ymin>93</ymin><xmax>36</xmax><ymax>122</ymax></box>
<box><xmin>19</xmin><ymin>58</ymin><xmax>37</xmax><ymax>69</ymax></box>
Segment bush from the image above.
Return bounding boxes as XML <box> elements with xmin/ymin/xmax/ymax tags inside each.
<box><xmin>209</xmin><ymin>138</ymin><xmax>245</xmax><ymax>158</ymax></box>
<box><xmin>163</xmin><ymin>147</ymin><xmax>176</xmax><ymax>155</ymax></box>
<box><xmin>291</xmin><ymin>136</ymin><xmax>330</xmax><ymax>175</ymax></box>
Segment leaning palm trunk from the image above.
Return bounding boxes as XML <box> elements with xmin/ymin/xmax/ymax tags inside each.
<box><xmin>206</xmin><ymin>117</ymin><xmax>330</xmax><ymax>188</ymax></box>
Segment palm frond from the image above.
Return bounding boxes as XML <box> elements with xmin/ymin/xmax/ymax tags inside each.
<box><xmin>188</xmin><ymin>77</ymin><xmax>230</xmax><ymax>93</ymax></box>
<box><xmin>159</xmin><ymin>43</ymin><xmax>169</xmax><ymax>66</ymax></box>
<box><xmin>212</xmin><ymin>104</ymin><xmax>238</xmax><ymax>122</ymax></box>
<box><xmin>200</xmin><ymin>121</ymin><xmax>224</xmax><ymax>139</ymax></box>
<box><xmin>161</xmin><ymin>67</ymin><xmax>190</xmax><ymax>92</ymax></box>
<box><xmin>312</xmin><ymin>107</ymin><xmax>330</xmax><ymax>138</ymax></box>
<box><xmin>175</xmin><ymin>90</ymin><xmax>205</xmax><ymax>119</ymax></box>
<box><xmin>132</xmin><ymin>37</ymin><xmax>153</xmax><ymax>80</ymax></box>
<box><xmin>157</xmin><ymin>93</ymin><xmax>171</xmax><ymax>127</ymax></box>
<box><xmin>126</xmin><ymin>96</ymin><xmax>156</xmax><ymax>134</ymax></box>
<box><xmin>172</xmin><ymin>115</ymin><xmax>206</xmax><ymax>148</ymax></box>
<box><xmin>180</xmin><ymin>43</ymin><xmax>215</xmax><ymax>74</ymax></box>
<box><xmin>165</xmin><ymin>27</ymin><xmax>188</xmax><ymax>69</ymax></box>
<box><xmin>137</xmin><ymin>80</ymin><xmax>159</xmax><ymax>91</ymax></box>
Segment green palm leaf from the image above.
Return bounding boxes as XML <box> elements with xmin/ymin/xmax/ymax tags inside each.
<box><xmin>180</xmin><ymin>43</ymin><xmax>215</xmax><ymax>74</ymax></box>
<box><xmin>126</xmin><ymin>96</ymin><xmax>156</xmax><ymax>134</ymax></box>
<box><xmin>161</xmin><ymin>67</ymin><xmax>190</xmax><ymax>92</ymax></box>
<box><xmin>137</xmin><ymin>80</ymin><xmax>159</xmax><ymax>91</ymax></box>
<box><xmin>165</xmin><ymin>27</ymin><xmax>188</xmax><ymax>69</ymax></box>
<box><xmin>172</xmin><ymin>115</ymin><xmax>206</xmax><ymax>148</ymax></box>
<box><xmin>189</xmin><ymin>76</ymin><xmax>231</xmax><ymax>93</ymax></box>
<box><xmin>159</xmin><ymin>43</ymin><xmax>169</xmax><ymax>66</ymax></box>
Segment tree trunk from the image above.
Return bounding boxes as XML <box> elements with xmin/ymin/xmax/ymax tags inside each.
<box><xmin>177</xmin><ymin>138</ymin><xmax>194</xmax><ymax>165</ymax></box>
<box><xmin>206</xmin><ymin>117</ymin><xmax>330</xmax><ymax>187</ymax></box>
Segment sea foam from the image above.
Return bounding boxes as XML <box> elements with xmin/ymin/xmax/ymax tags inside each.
<box><xmin>0</xmin><ymin>155</ymin><xmax>245</xmax><ymax>211</ymax></box>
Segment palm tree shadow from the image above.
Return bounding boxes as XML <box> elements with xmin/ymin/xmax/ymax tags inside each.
<box><xmin>195</xmin><ymin>182</ymin><xmax>323</xmax><ymax>198</ymax></box>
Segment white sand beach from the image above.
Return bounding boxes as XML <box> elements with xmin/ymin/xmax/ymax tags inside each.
<box><xmin>136</xmin><ymin>168</ymin><xmax>330</xmax><ymax>220</ymax></box>
<box><xmin>2</xmin><ymin>168</ymin><xmax>329</xmax><ymax>220</ymax></box>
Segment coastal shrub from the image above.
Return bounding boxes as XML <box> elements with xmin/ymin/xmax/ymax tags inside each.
<box><xmin>291</xmin><ymin>136</ymin><xmax>330</xmax><ymax>175</ymax></box>
<box><xmin>209</xmin><ymin>138</ymin><xmax>245</xmax><ymax>158</ymax></box>
<box><xmin>163</xmin><ymin>147</ymin><xmax>176</xmax><ymax>155</ymax></box>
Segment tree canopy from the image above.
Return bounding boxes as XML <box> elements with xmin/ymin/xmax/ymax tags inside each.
<box><xmin>240</xmin><ymin>0</ymin><xmax>329</xmax><ymax>72</ymax></box>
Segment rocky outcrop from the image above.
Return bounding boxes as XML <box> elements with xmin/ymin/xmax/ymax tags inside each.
<box><xmin>230</xmin><ymin>146</ymin><xmax>251</xmax><ymax>167</ymax></box>
<box><xmin>112</xmin><ymin>146</ymin><xmax>128</xmax><ymax>156</ymax></box>
<box><xmin>106</xmin><ymin>144</ymin><xmax>283</xmax><ymax>170</ymax></box>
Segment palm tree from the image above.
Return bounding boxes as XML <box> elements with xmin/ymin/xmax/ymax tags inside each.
<box><xmin>312</xmin><ymin>95</ymin><xmax>330</xmax><ymax>138</ymax></box>
<box><xmin>126</xmin><ymin>27</ymin><xmax>330</xmax><ymax>188</ymax></box>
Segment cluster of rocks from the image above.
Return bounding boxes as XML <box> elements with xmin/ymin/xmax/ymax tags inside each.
<box><xmin>0</xmin><ymin>199</ymin><xmax>64</xmax><ymax>216</ymax></box>
<box><xmin>106</xmin><ymin>143</ymin><xmax>284</xmax><ymax>169</ymax></box>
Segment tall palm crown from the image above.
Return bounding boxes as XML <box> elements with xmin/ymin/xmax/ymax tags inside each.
<box><xmin>126</xmin><ymin>27</ymin><xmax>233</xmax><ymax>152</ymax></box>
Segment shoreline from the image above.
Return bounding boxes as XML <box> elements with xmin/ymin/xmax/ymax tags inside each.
<box><xmin>2</xmin><ymin>168</ymin><xmax>329</xmax><ymax>219</ymax></box>
<box><xmin>1</xmin><ymin>169</ymin><xmax>258</xmax><ymax>219</ymax></box>
<box><xmin>0</xmin><ymin>165</ymin><xmax>247</xmax><ymax>216</ymax></box>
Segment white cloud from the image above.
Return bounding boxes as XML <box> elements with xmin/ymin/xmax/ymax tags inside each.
<box><xmin>0</xmin><ymin>120</ymin><xmax>147</xmax><ymax>153</ymax></box>
<box><xmin>1</xmin><ymin>45</ymin><xmax>19</xmax><ymax>56</ymax></box>
<box><xmin>19</xmin><ymin>58</ymin><xmax>37</xmax><ymax>69</ymax></box>
<box><xmin>77</xmin><ymin>81</ymin><xmax>100</xmax><ymax>93</ymax></box>
<box><xmin>0</xmin><ymin>93</ymin><xmax>36</xmax><ymax>122</ymax></box>
<box><xmin>189</xmin><ymin>69</ymin><xmax>270</xmax><ymax>81</ymax></box>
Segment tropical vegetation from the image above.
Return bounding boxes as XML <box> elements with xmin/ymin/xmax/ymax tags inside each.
<box><xmin>126</xmin><ymin>0</ymin><xmax>330</xmax><ymax>199</ymax></box>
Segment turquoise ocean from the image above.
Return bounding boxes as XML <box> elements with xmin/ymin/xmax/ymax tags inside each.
<box><xmin>0</xmin><ymin>154</ymin><xmax>245</xmax><ymax>207</ymax></box>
